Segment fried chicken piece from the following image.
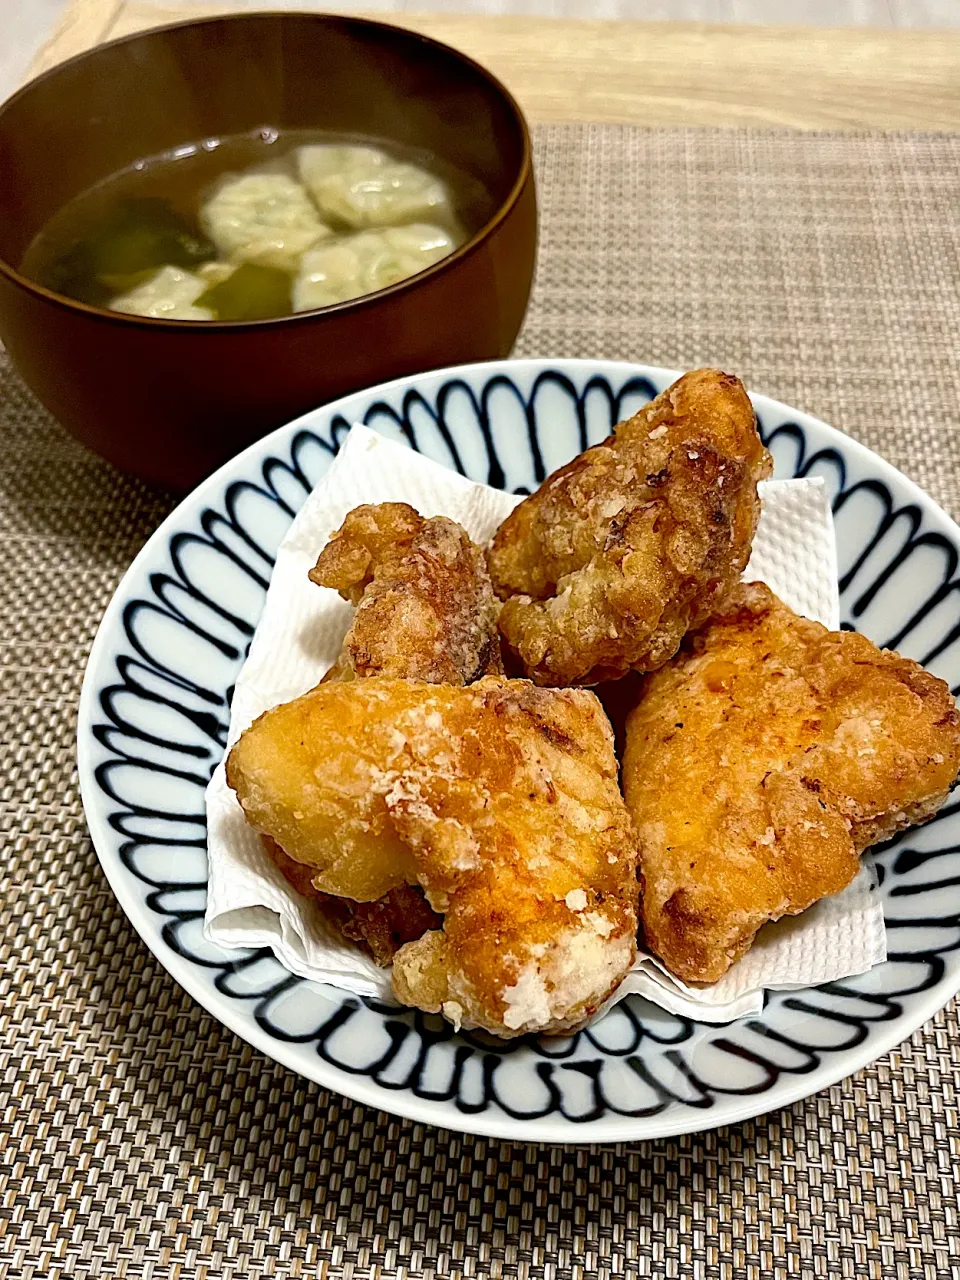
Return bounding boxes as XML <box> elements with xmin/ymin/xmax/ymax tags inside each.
<box><xmin>622</xmin><ymin>582</ymin><xmax>960</xmax><ymax>983</ymax></box>
<box><xmin>310</xmin><ymin>502</ymin><xmax>503</xmax><ymax>685</ymax></box>
<box><xmin>227</xmin><ymin>676</ymin><xmax>638</xmax><ymax>1037</ymax></box>
<box><xmin>263</xmin><ymin>836</ymin><xmax>441</xmax><ymax>966</ymax></box>
<box><xmin>293</xmin><ymin>502</ymin><xmax>502</xmax><ymax>951</ymax></box>
<box><xmin>488</xmin><ymin>369</ymin><xmax>773</xmax><ymax>686</ymax></box>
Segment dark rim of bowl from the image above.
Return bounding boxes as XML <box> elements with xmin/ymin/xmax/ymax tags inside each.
<box><xmin>0</xmin><ymin>11</ymin><xmax>534</xmax><ymax>330</ymax></box>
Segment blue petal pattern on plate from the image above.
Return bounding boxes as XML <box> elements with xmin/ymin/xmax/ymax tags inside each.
<box><xmin>78</xmin><ymin>360</ymin><xmax>960</xmax><ymax>1142</ymax></box>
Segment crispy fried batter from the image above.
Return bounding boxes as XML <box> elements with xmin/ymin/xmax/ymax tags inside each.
<box><xmin>622</xmin><ymin>582</ymin><xmax>960</xmax><ymax>983</ymax></box>
<box><xmin>263</xmin><ymin>836</ymin><xmax>441</xmax><ymax>966</ymax></box>
<box><xmin>286</xmin><ymin>501</ymin><xmax>503</xmax><ymax>953</ymax></box>
<box><xmin>310</xmin><ymin>502</ymin><xmax>503</xmax><ymax>685</ymax></box>
<box><xmin>488</xmin><ymin>369</ymin><xmax>772</xmax><ymax>686</ymax></box>
<box><xmin>227</xmin><ymin>676</ymin><xmax>638</xmax><ymax>1036</ymax></box>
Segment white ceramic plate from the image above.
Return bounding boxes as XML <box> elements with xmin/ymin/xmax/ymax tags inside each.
<box><xmin>77</xmin><ymin>359</ymin><xmax>960</xmax><ymax>1143</ymax></box>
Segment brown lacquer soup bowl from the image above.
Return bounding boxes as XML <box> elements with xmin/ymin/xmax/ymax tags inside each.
<box><xmin>0</xmin><ymin>14</ymin><xmax>537</xmax><ymax>489</ymax></box>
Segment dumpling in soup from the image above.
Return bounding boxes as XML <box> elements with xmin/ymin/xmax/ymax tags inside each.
<box><xmin>297</xmin><ymin>144</ymin><xmax>453</xmax><ymax>230</ymax></box>
<box><xmin>201</xmin><ymin>172</ymin><xmax>331</xmax><ymax>271</ymax></box>
<box><xmin>292</xmin><ymin>223</ymin><xmax>456</xmax><ymax>311</ymax></box>
<box><xmin>109</xmin><ymin>264</ymin><xmax>213</xmax><ymax>320</ymax></box>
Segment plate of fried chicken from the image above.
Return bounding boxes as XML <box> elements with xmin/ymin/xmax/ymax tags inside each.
<box><xmin>78</xmin><ymin>360</ymin><xmax>960</xmax><ymax>1141</ymax></box>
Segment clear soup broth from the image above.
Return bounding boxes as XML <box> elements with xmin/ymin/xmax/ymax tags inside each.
<box><xmin>21</xmin><ymin>128</ymin><xmax>493</xmax><ymax>322</ymax></box>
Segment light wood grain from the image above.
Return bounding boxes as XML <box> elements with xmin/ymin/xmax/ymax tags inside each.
<box><xmin>27</xmin><ymin>1</ymin><xmax>960</xmax><ymax>130</ymax></box>
<box><xmin>26</xmin><ymin>0</ymin><xmax>123</xmax><ymax>79</ymax></box>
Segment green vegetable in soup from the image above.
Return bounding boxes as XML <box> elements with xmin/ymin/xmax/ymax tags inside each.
<box><xmin>89</xmin><ymin>198</ymin><xmax>215</xmax><ymax>274</ymax></box>
<box><xmin>195</xmin><ymin>263</ymin><xmax>292</xmax><ymax>321</ymax></box>
<box><xmin>43</xmin><ymin>241</ymin><xmax>112</xmax><ymax>307</ymax></box>
<box><xmin>42</xmin><ymin>198</ymin><xmax>215</xmax><ymax>305</ymax></box>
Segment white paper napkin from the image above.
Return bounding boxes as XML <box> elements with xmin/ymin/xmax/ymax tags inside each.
<box><xmin>204</xmin><ymin>425</ymin><xmax>886</xmax><ymax>1024</ymax></box>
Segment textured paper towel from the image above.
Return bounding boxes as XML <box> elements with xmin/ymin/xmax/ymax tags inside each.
<box><xmin>204</xmin><ymin>425</ymin><xmax>885</xmax><ymax>1023</ymax></box>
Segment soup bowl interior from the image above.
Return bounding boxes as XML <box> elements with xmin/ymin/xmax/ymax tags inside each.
<box><xmin>0</xmin><ymin>16</ymin><xmax>524</xmax><ymax>269</ymax></box>
<box><xmin>0</xmin><ymin>15</ymin><xmax>536</xmax><ymax>489</ymax></box>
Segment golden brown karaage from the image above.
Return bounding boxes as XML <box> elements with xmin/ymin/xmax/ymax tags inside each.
<box><xmin>263</xmin><ymin>837</ymin><xmax>441</xmax><ymax>966</ymax></box>
<box><xmin>488</xmin><ymin>368</ymin><xmax>773</xmax><ymax>686</ymax></box>
<box><xmin>310</xmin><ymin>502</ymin><xmax>503</xmax><ymax>685</ymax></box>
<box><xmin>227</xmin><ymin>675</ymin><xmax>639</xmax><ymax>1036</ymax></box>
<box><xmin>264</xmin><ymin>501</ymin><xmax>502</xmax><ymax>957</ymax></box>
<box><xmin>622</xmin><ymin>582</ymin><xmax>960</xmax><ymax>983</ymax></box>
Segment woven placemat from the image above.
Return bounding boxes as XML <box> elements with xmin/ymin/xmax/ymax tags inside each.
<box><xmin>3</xmin><ymin>125</ymin><xmax>960</xmax><ymax>1280</ymax></box>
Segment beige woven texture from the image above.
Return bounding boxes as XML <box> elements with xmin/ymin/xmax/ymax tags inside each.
<box><xmin>3</xmin><ymin>125</ymin><xmax>960</xmax><ymax>1279</ymax></box>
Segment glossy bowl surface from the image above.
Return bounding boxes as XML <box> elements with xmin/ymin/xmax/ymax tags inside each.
<box><xmin>0</xmin><ymin>14</ymin><xmax>536</xmax><ymax>488</ymax></box>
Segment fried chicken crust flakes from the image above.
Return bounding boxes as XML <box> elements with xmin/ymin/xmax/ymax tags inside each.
<box><xmin>488</xmin><ymin>369</ymin><xmax>773</xmax><ymax>686</ymax></box>
<box><xmin>309</xmin><ymin>502</ymin><xmax>503</xmax><ymax>685</ymax></box>
<box><xmin>622</xmin><ymin>582</ymin><xmax>960</xmax><ymax>984</ymax></box>
<box><xmin>226</xmin><ymin>676</ymin><xmax>639</xmax><ymax>1037</ymax></box>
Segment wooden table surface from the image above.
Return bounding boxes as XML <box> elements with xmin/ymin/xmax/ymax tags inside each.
<box><xmin>26</xmin><ymin>0</ymin><xmax>960</xmax><ymax>130</ymax></box>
